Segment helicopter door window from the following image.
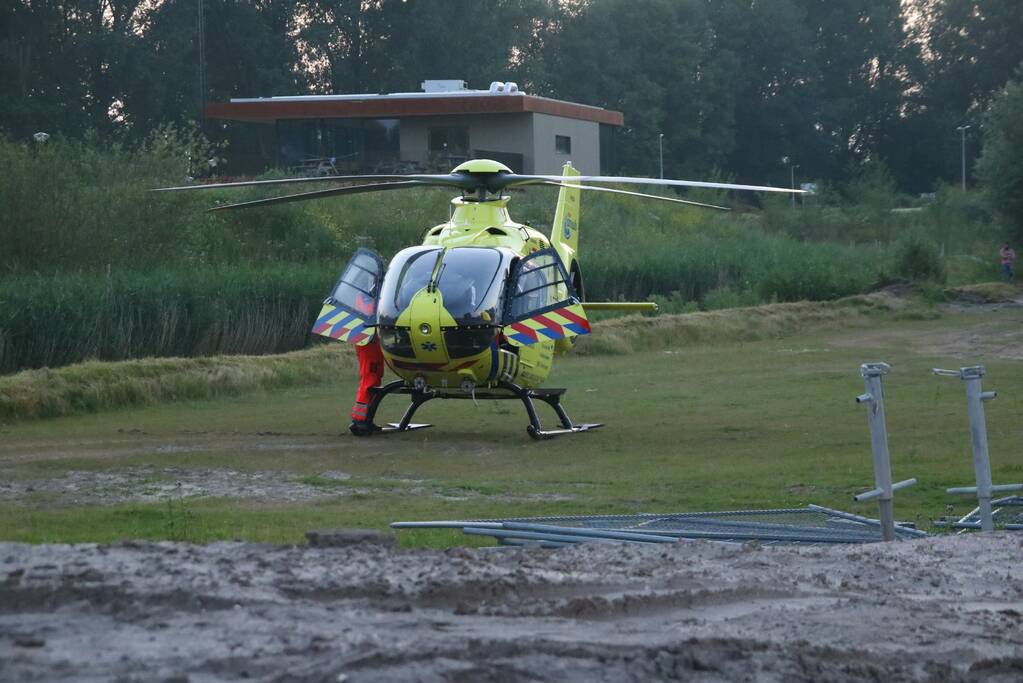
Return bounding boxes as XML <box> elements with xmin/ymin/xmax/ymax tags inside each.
<box><xmin>505</xmin><ymin>249</ymin><xmax>577</xmax><ymax>321</ymax></box>
<box><xmin>326</xmin><ymin>248</ymin><xmax>385</xmax><ymax>317</ymax></box>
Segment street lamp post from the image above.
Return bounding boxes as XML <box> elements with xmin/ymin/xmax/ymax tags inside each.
<box><xmin>198</xmin><ymin>0</ymin><xmax>208</xmax><ymax>131</ymax></box>
<box><xmin>790</xmin><ymin>164</ymin><xmax>799</xmax><ymax>209</ymax></box>
<box><xmin>658</xmin><ymin>133</ymin><xmax>664</xmax><ymax>179</ymax></box>
<box><xmin>956</xmin><ymin>125</ymin><xmax>971</xmax><ymax>192</ymax></box>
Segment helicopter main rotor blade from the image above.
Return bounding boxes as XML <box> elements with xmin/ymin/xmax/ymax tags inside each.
<box><xmin>536</xmin><ymin>181</ymin><xmax>731</xmax><ymax>211</ymax></box>
<box><xmin>501</xmin><ymin>174</ymin><xmax>804</xmax><ymax>194</ymax></box>
<box><xmin>156</xmin><ymin>173</ymin><xmax>477</xmax><ymax>193</ymax></box>
<box><xmin>207</xmin><ymin>180</ymin><xmax>432</xmax><ymax>212</ymax></box>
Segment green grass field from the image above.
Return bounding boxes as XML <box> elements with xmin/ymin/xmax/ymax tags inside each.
<box><xmin>2</xmin><ymin>294</ymin><xmax>1021</xmax><ymax>547</ymax></box>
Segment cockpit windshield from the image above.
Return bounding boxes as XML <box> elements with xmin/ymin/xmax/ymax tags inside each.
<box><xmin>377</xmin><ymin>246</ymin><xmax>511</xmax><ymax>325</ymax></box>
<box><xmin>435</xmin><ymin>248</ymin><xmax>505</xmax><ymax>322</ymax></box>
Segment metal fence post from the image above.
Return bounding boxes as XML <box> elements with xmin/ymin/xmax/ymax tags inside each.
<box><xmin>933</xmin><ymin>366</ymin><xmax>1022</xmax><ymax>531</ymax></box>
<box><xmin>854</xmin><ymin>362</ymin><xmax>916</xmax><ymax>541</ymax></box>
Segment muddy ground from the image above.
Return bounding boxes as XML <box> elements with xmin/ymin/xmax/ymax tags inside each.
<box><xmin>0</xmin><ymin>466</ymin><xmax>360</xmax><ymax>506</ymax></box>
<box><xmin>2</xmin><ymin>534</ymin><xmax>1022</xmax><ymax>682</ymax></box>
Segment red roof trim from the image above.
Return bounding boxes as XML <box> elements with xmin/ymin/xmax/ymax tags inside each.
<box><xmin>206</xmin><ymin>95</ymin><xmax>624</xmax><ymax>126</ymax></box>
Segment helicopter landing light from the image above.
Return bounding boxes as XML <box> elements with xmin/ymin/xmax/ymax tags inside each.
<box><xmin>419</xmin><ymin>323</ymin><xmax>432</xmax><ymax>335</ymax></box>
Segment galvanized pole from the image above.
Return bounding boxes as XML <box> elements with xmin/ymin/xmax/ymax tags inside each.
<box><xmin>934</xmin><ymin>367</ymin><xmax>996</xmax><ymax>530</ymax></box>
<box><xmin>956</xmin><ymin>125</ymin><xmax>970</xmax><ymax>192</ymax></box>
<box><xmin>658</xmin><ymin>133</ymin><xmax>664</xmax><ymax>180</ymax></box>
<box><xmin>964</xmin><ymin>368</ymin><xmax>995</xmax><ymax>530</ymax></box>
<box><xmin>855</xmin><ymin>362</ymin><xmax>899</xmax><ymax>541</ymax></box>
<box><xmin>790</xmin><ymin>164</ymin><xmax>799</xmax><ymax>210</ymax></box>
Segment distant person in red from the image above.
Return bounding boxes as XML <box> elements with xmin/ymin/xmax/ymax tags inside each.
<box><xmin>350</xmin><ymin>291</ymin><xmax>384</xmax><ymax>434</ymax></box>
<box><xmin>1000</xmin><ymin>244</ymin><xmax>1016</xmax><ymax>281</ymax></box>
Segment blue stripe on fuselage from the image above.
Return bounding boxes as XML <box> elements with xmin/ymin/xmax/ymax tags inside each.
<box><xmin>328</xmin><ymin>312</ymin><xmax>358</xmax><ymax>337</ymax></box>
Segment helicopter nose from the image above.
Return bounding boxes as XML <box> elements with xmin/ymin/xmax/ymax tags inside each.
<box><xmin>406</xmin><ymin>289</ymin><xmax>450</xmax><ymax>363</ymax></box>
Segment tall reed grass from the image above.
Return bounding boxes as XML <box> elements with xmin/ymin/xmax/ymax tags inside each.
<box><xmin>0</xmin><ymin>266</ymin><xmax>336</xmax><ymax>373</ymax></box>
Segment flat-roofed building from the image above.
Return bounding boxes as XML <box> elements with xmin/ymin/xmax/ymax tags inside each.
<box><xmin>207</xmin><ymin>80</ymin><xmax>623</xmax><ymax>176</ymax></box>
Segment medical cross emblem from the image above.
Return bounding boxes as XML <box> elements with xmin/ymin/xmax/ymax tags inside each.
<box><xmin>421</xmin><ymin>341</ymin><xmax>438</xmax><ymax>351</ymax></box>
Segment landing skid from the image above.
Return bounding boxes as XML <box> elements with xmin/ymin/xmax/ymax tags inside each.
<box><xmin>383</xmin><ymin>422</ymin><xmax>432</xmax><ymax>433</ymax></box>
<box><xmin>352</xmin><ymin>380</ymin><xmax>602</xmax><ymax>440</ymax></box>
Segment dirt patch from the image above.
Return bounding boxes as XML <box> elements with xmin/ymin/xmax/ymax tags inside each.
<box><xmin>0</xmin><ymin>434</ymin><xmax>341</xmax><ymax>467</ymax></box>
<box><xmin>831</xmin><ymin>309</ymin><xmax>1023</xmax><ymax>360</ymax></box>
<box><xmin>946</xmin><ymin>283</ymin><xmax>1023</xmax><ymax>306</ymax></box>
<box><xmin>0</xmin><ymin>467</ymin><xmax>576</xmax><ymax>507</ymax></box>
<box><xmin>0</xmin><ymin>466</ymin><xmax>362</xmax><ymax>506</ymax></box>
<box><xmin>1</xmin><ymin>534</ymin><xmax>1021</xmax><ymax>681</ymax></box>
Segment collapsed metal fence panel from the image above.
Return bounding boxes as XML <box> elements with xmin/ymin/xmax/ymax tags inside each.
<box><xmin>392</xmin><ymin>505</ymin><xmax>927</xmax><ymax>546</ymax></box>
<box><xmin>933</xmin><ymin>495</ymin><xmax>1023</xmax><ymax>531</ymax></box>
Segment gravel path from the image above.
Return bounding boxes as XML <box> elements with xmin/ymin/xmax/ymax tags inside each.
<box><xmin>2</xmin><ymin>534</ymin><xmax>1022</xmax><ymax>682</ymax></box>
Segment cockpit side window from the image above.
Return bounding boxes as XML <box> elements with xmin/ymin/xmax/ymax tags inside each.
<box><xmin>377</xmin><ymin>246</ymin><xmax>442</xmax><ymax>325</ymax></box>
<box><xmin>394</xmin><ymin>251</ymin><xmax>440</xmax><ymax>310</ymax></box>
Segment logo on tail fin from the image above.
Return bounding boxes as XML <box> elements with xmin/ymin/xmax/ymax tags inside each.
<box><xmin>563</xmin><ymin>216</ymin><xmax>576</xmax><ymax>240</ymax></box>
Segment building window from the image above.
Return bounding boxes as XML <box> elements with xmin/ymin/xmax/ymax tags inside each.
<box><xmin>555</xmin><ymin>135</ymin><xmax>571</xmax><ymax>154</ymax></box>
<box><xmin>429</xmin><ymin>127</ymin><xmax>469</xmax><ymax>154</ymax></box>
<box><xmin>276</xmin><ymin>118</ymin><xmax>399</xmax><ymax>174</ymax></box>
<box><xmin>428</xmin><ymin>126</ymin><xmax>469</xmax><ymax>170</ymax></box>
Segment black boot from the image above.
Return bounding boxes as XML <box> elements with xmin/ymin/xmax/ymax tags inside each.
<box><xmin>349</xmin><ymin>419</ymin><xmax>380</xmax><ymax>437</ymax></box>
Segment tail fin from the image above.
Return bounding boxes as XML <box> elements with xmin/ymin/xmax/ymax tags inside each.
<box><xmin>550</xmin><ymin>162</ymin><xmax>580</xmax><ymax>267</ymax></box>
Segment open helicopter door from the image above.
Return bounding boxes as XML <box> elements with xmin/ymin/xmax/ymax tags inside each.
<box><xmin>312</xmin><ymin>248</ymin><xmax>384</xmax><ymax>346</ymax></box>
<box><xmin>502</xmin><ymin>249</ymin><xmax>591</xmax><ymax>346</ymax></box>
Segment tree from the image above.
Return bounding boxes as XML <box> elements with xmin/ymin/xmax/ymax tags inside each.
<box><xmin>290</xmin><ymin>0</ymin><xmax>549</xmax><ymax>95</ymax></box>
<box><xmin>896</xmin><ymin>0</ymin><xmax>1023</xmax><ymax>191</ymax></box>
<box><xmin>0</xmin><ymin>0</ymin><xmax>147</xmax><ymax>139</ymax></box>
<box><xmin>125</xmin><ymin>0</ymin><xmax>300</xmax><ymax>139</ymax></box>
<box><xmin>976</xmin><ymin>75</ymin><xmax>1023</xmax><ymax>241</ymax></box>
<box><xmin>915</xmin><ymin>0</ymin><xmax>1023</xmax><ymax>117</ymax></box>
<box><xmin>798</xmin><ymin>0</ymin><xmax>916</xmax><ymax>181</ymax></box>
<box><xmin>706</xmin><ymin>0</ymin><xmax>817</xmax><ymax>185</ymax></box>
<box><xmin>0</xmin><ymin>0</ymin><xmax>299</xmax><ymax>143</ymax></box>
<box><xmin>538</xmin><ymin>0</ymin><xmax>727</xmax><ymax>177</ymax></box>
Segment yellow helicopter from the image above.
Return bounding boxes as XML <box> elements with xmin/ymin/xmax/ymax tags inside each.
<box><xmin>159</xmin><ymin>159</ymin><xmax>799</xmax><ymax>438</ymax></box>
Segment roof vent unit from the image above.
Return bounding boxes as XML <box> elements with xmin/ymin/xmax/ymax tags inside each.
<box><xmin>421</xmin><ymin>79</ymin><xmax>467</xmax><ymax>93</ymax></box>
<box><xmin>489</xmin><ymin>81</ymin><xmax>519</xmax><ymax>95</ymax></box>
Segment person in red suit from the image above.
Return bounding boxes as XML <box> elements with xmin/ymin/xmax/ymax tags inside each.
<box><xmin>350</xmin><ymin>292</ymin><xmax>384</xmax><ymax>434</ymax></box>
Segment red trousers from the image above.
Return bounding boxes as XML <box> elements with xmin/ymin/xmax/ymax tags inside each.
<box><xmin>351</xmin><ymin>340</ymin><xmax>384</xmax><ymax>421</ymax></box>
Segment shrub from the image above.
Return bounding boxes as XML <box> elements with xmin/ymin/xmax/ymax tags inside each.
<box><xmin>893</xmin><ymin>236</ymin><xmax>946</xmax><ymax>283</ymax></box>
<box><xmin>702</xmin><ymin>286</ymin><xmax>758</xmax><ymax>311</ymax></box>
